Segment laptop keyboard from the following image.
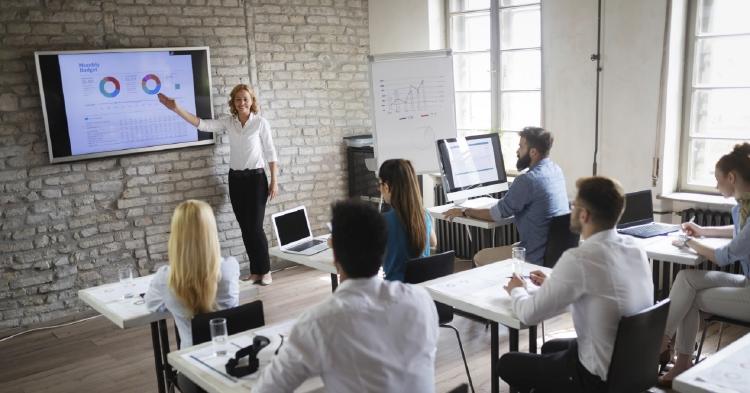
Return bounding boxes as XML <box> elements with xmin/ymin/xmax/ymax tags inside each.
<box><xmin>619</xmin><ymin>222</ymin><xmax>680</xmax><ymax>238</ymax></box>
<box><xmin>288</xmin><ymin>239</ymin><xmax>324</xmax><ymax>252</ymax></box>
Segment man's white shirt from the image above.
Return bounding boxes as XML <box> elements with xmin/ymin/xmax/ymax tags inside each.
<box><xmin>510</xmin><ymin>229</ymin><xmax>653</xmax><ymax>380</ymax></box>
<box><xmin>254</xmin><ymin>276</ymin><xmax>439</xmax><ymax>393</ymax></box>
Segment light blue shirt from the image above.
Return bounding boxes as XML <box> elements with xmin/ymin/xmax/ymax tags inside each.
<box><xmin>490</xmin><ymin>157</ymin><xmax>569</xmax><ymax>265</ymax></box>
<box><xmin>714</xmin><ymin>205</ymin><xmax>750</xmax><ymax>278</ymax></box>
<box><xmin>145</xmin><ymin>257</ymin><xmax>240</xmax><ymax>348</ymax></box>
<box><xmin>383</xmin><ymin>209</ymin><xmax>433</xmax><ymax>281</ymax></box>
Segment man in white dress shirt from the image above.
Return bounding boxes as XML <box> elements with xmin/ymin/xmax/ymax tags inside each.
<box><xmin>500</xmin><ymin>176</ymin><xmax>653</xmax><ymax>393</ymax></box>
<box><xmin>254</xmin><ymin>200</ymin><xmax>439</xmax><ymax>393</ymax></box>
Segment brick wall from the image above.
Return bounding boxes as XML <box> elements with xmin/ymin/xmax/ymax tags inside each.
<box><xmin>0</xmin><ymin>0</ymin><xmax>371</xmax><ymax>331</ymax></box>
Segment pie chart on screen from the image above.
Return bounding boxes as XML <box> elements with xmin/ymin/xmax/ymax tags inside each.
<box><xmin>141</xmin><ymin>74</ymin><xmax>162</xmax><ymax>95</ymax></box>
<box><xmin>99</xmin><ymin>76</ymin><xmax>120</xmax><ymax>98</ymax></box>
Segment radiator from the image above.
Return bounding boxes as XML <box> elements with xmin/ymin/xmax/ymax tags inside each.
<box><xmin>655</xmin><ymin>208</ymin><xmax>741</xmax><ymax>300</ymax></box>
<box><xmin>434</xmin><ymin>184</ymin><xmax>519</xmax><ymax>259</ymax></box>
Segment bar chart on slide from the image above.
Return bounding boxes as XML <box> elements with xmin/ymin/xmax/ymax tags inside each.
<box><xmin>377</xmin><ymin>75</ymin><xmax>448</xmax><ymax>120</ymax></box>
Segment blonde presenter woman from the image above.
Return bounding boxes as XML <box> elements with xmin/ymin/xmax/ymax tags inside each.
<box><xmin>158</xmin><ymin>85</ymin><xmax>278</xmax><ymax>285</ymax></box>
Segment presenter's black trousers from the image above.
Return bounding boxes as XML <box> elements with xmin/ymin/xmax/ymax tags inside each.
<box><xmin>228</xmin><ymin>168</ymin><xmax>270</xmax><ymax>275</ymax></box>
<box><xmin>498</xmin><ymin>338</ymin><xmax>606</xmax><ymax>393</ymax></box>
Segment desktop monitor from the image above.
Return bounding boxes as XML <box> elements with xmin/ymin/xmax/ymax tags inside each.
<box><xmin>436</xmin><ymin>133</ymin><xmax>508</xmax><ymax>202</ymax></box>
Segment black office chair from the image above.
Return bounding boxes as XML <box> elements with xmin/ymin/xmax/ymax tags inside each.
<box><xmin>540</xmin><ymin>213</ymin><xmax>579</xmax><ymax>342</ymax></box>
<box><xmin>543</xmin><ymin>213</ymin><xmax>579</xmax><ymax>269</ymax></box>
<box><xmin>695</xmin><ymin>314</ymin><xmax>750</xmax><ymax>364</ymax></box>
<box><xmin>605</xmin><ymin>299</ymin><xmax>671</xmax><ymax>393</ymax></box>
<box><xmin>172</xmin><ymin>300</ymin><xmax>266</xmax><ymax>393</ymax></box>
<box><xmin>447</xmin><ymin>383</ymin><xmax>469</xmax><ymax>393</ymax></box>
<box><xmin>404</xmin><ymin>251</ymin><xmax>475</xmax><ymax>393</ymax></box>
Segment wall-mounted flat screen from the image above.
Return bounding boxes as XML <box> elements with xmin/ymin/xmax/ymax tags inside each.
<box><xmin>35</xmin><ymin>47</ymin><xmax>214</xmax><ymax>163</ymax></box>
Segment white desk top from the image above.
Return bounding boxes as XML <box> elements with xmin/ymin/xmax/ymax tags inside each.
<box><xmin>168</xmin><ymin>320</ymin><xmax>324</xmax><ymax>393</ymax></box>
<box><xmin>674</xmin><ymin>332</ymin><xmax>750</xmax><ymax>393</ymax></box>
<box><xmin>633</xmin><ymin>234</ymin><xmax>731</xmax><ymax>267</ymax></box>
<box><xmin>78</xmin><ymin>274</ymin><xmax>259</xmax><ymax>329</ymax></box>
<box><xmin>419</xmin><ymin>259</ymin><xmax>551</xmax><ymax>330</ymax></box>
<box><xmin>269</xmin><ymin>244</ymin><xmax>336</xmax><ymax>275</ymax></box>
<box><xmin>428</xmin><ymin>199</ymin><xmax>513</xmax><ymax>230</ymax></box>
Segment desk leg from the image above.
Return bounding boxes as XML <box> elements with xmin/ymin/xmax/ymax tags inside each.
<box><xmin>330</xmin><ymin>273</ymin><xmax>338</xmax><ymax>292</ymax></box>
<box><xmin>529</xmin><ymin>326</ymin><xmax>537</xmax><ymax>354</ymax></box>
<box><xmin>150</xmin><ymin>322</ymin><xmax>167</xmax><ymax>393</ymax></box>
<box><xmin>508</xmin><ymin>327</ymin><xmax>519</xmax><ymax>393</ymax></box>
<box><xmin>158</xmin><ymin>319</ymin><xmax>175</xmax><ymax>390</ymax></box>
<box><xmin>652</xmin><ymin>259</ymin><xmax>660</xmax><ymax>301</ymax></box>
<box><xmin>491</xmin><ymin>322</ymin><xmax>499</xmax><ymax>393</ymax></box>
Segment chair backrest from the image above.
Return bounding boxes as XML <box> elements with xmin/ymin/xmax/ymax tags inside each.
<box><xmin>191</xmin><ymin>300</ymin><xmax>265</xmax><ymax>345</ymax></box>
<box><xmin>543</xmin><ymin>213</ymin><xmax>579</xmax><ymax>268</ymax></box>
<box><xmin>447</xmin><ymin>383</ymin><xmax>469</xmax><ymax>393</ymax></box>
<box><xmin>606</xmin><ymin>299</ymin><xmax>670</xmax><ymax>393</ymax></box>
<box><xmin>404</xmin><ymin>251</ymin><xmax>456</xmax><ymax>325</ymax></box>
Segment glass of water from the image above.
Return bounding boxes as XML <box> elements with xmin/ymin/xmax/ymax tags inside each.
<box><xmin>210</xmin><ymin>318</ymin><xmax>228</xmax><ymax>357</ymax></box>
<box><xmin>511</xmin><ymin>246</ymin><xmax>526</xmax><ymax>276</ymax></box>
<box><xmin>118</xmin><ymin>266</ymin><xmax>134</xmax><ymax>299</ymax></box>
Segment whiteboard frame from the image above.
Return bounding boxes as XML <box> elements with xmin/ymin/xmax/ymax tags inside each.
<box><xmin>368</xmin><ymin>49</ymin><xmax>457</xmax><ymax>175</ymax></box>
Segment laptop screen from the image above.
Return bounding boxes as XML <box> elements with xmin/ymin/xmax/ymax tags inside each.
<box><xmin>618</xmin><ymin>190</ymin><xmax>654</xmax><ymax>229</ymax></box>
<box><xmin>274</xmin><ymin>208</ymin><xmax>311</xmax><ymax>246</ymax></box>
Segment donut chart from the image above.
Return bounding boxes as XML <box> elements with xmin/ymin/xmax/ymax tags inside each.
<box><xmin>98</xmin><ymin>76</ymin><xmax>121</xmax><ymax>98</ymax></box>
<box><xmin>141</xmin><ymin>74</ymin><xmax>162</xmax><ymax>95</ymax></box>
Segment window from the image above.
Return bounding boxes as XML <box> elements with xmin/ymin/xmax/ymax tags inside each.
<box><xmin>448</xmin><ymin>0</ymin><xmax>542</xmax><ymax>172</ymax></box>
<box><xmin>681</xmin><ymin>0</ymin><xmax>750</xmax><ymax>192</ymax></box>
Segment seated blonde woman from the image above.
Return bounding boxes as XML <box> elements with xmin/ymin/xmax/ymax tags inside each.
<box><xmin>146</xmin><ymin>200</ymin><xmax>240</xmax><ymax>348</ymax></box>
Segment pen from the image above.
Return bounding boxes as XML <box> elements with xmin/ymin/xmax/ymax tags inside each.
<box><xmin>505</xmin><ymin>275</ymin><xmax>531</xmax><ymax>279</ymax></box>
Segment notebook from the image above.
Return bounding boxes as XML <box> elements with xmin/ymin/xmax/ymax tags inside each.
<box><xmin>271</xmin><ymin>206</ymin><xmax>328</xmax><ymax>256</ymax></box>
<box><xmin>617</xmin><ymin>190</ymin><xmax>679</xmax><ymax>238</ymax></box>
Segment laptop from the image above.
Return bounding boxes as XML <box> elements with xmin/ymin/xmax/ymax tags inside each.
<box><xmin>617</xmin><ymin>190</ymin><xmax>679</xmax><ymax>238</ymax></box>
<box><xmin>271</xmin><ymin>206</ymin><xmax>329</xmax><ymax>255</ymax></box>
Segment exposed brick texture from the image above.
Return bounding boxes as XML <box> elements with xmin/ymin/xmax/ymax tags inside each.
<box><xmin>0</xmin><ymin>0</ymin><xmax>371</xmax><ymax>330</ymax></box>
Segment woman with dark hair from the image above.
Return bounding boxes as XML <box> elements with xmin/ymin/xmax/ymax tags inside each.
<box><xmin>658</xmin><ymin>143</ymin><xmax>750</xmax><ymax>386</ymax></box>
<box><xmin>378</xmin><ymin>159</ymin><xmax>437</xmax><ymax>281</ymax></box>
<box><xmin>158</xmin><ymin>84</ymin><xmax>277</xmax><ymax>285</ymax></box>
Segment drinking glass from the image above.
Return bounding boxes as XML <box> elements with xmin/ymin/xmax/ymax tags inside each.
<box><xmin>210</xmin><ymin>318</ymin><xmax>228</xmax><ymax>357</ymax></box>
<box><xmin>118</xmin><ymin>267</ymin><xmax>134</xmax><ymax>299</ymax></box>
<box><xmin>511</xmin><ymin>246</ymin><xmax>526</xmax><ymax>276</ymax></box>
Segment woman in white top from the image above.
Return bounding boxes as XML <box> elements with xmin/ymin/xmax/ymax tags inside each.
<box><xmin>145</xmin><ymin>200</ymin><xmax>240</xmax><ymax>348</ymax></box>
<box><xmin>658</xmin><ymin>143</ymin><xmax>750</xmax><ymax>387</ymax></box>
<box><xmin>158</xmin><ymin>85</ymin><xmax>277</xmax><ymax>285</ymax></box>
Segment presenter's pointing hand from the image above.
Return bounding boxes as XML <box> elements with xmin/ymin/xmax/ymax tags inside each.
<box><xmin>157</xmin><ymin>93</ymin><xmax>176</xmax><ymax>111</ymax></box>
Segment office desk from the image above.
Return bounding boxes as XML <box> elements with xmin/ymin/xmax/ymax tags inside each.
<box><xmin>428</xmin><ymin>199</ymin><xmax>513</xmax><ymax>230</ymax></box>
<box><xmin>78</xmin><ymin>275</ymin><xmax>259</xmax><ymax>393</ymax></box>
<box><xmin>168</xmin><ymin>320</ymin><xmax>324</xmax><ymax>393</ymax></box>
<box><xmin>269</xmin><ymin>246</ymin><xmax>338</xmax><ymax>291</ymax></box>
<box><xmin>674</xmin><ymin>332</ymin><xmax>750</xmax><ymax>393</ymax></box>
<box><xmin>633</xmin><ymin>235</ymin><xmax>732</xmax><ymax>300</ymax></box>
<box><xmin>419</xmin><ymin>259</ymin><xmax>552</xmax><ymax>393</ymax></box>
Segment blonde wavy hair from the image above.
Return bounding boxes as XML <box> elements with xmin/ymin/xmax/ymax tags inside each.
<box><xmin>228</xmin><ymin>84</ymin><xmax>259</xmax><ymax>117</ymax></box>
<box><xmin>167</xmin><ymin>200</ymin><xmax>222</xmax><ymax>316</ymax></box>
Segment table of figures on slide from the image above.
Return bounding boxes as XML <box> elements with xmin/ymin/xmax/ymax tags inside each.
<box><xmin>58</xmin><ymin>51</ymin><xmax>198</xmax><ymax>155</ymax></box>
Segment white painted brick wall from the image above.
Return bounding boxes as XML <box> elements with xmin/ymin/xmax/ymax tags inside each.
<box><xmin>0</xmin><ymin>0</ymin><xmax>371</xmax><ymax>331</ymax></box>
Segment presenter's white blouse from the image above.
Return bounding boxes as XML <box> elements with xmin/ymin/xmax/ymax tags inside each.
<box><xmin>510</xmin><ymin>229</ymin><xmax>653</xmax><ymax>380</ymax></box>
<box><xmin>145</xmin><ymin>257</ymin><xmax>240</xmax><ymax>348</ymax></box>
<box><xmin>254</xmin><ymin>276</ymin><xmax>440</xmax><ymax>393</ymax></box>
<box><xmin>198</xmin><ymin>113</ymin><xmax>278</xmax><ymax>170</ymax></box>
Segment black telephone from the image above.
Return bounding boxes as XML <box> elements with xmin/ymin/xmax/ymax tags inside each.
<box><xmin>225</xmin><ymin>335</ymin><xmax>271</xmax><ymax>377</ymax></box>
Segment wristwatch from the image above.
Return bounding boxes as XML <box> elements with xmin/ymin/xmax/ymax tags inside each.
<box><xmin>462</xmin><ymin>209</ymin><xmax>468</xmax><ymax>218</ymax></box>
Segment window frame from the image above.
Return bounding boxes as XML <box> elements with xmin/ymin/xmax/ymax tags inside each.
<box><xmin>678</xmin><ymin>0</ymin><xmax>750</xmax><ymax>193</ymax></box>
<box><xmin>446</xmin><ymin>0</ymin><xmax>543</xmax><ymax>175</ymax></box>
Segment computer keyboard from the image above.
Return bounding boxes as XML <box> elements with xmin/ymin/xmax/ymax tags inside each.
<box><xmin>619</xmin><ymin>222</ymin><xmax>680</xmax><ymax>238</ymax></box>
<box><xmin>289</xmin><ymin>239</ymin><xmax>324</xmax><ymax>252</ymax></box>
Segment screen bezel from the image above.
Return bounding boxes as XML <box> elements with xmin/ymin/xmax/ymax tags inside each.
<box><xmin>436</xmin><ymin>133</ymin><xmax>508</xmax><ymax>194</ymax></box>
<box><xmin>34</xmin><ymin>47</ymin><xmax>215</xmax><ymax>164</ymax></box>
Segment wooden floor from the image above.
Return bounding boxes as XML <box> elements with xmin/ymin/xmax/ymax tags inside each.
<box><xmin>0</xmin><ymin>262</ymin><xmax>747</xmax><ymax>393</ymax></box>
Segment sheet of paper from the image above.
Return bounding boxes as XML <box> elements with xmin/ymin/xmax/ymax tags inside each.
<box><xmin>693</xmin><ymin>350</ymin><xmax>750</xmax><ymax>392</ymax></box>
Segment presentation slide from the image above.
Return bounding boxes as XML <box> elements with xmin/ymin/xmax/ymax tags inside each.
<box><xmin>58</xmin><ymin>52</ymin><xmax>198</xmax><ymax>155</ymax></box>
<box><xmin>446</xmin><ymin>137</ymin><xmax>499</xmax><ymax>188</ymax></box>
